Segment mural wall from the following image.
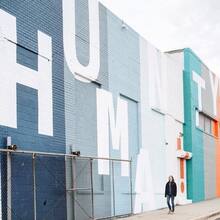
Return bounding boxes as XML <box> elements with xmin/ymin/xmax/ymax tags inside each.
<box><xmin>0</xmin><ymin>0</ymin><xmax>220</xmax><ymax>219</ymax></box>
<box><xmin>182</xmin><ymin>48</ymin><xmax>220</xmax><ymax>202</ymax></box>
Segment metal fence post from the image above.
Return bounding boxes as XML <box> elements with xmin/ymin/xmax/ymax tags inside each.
<box><xmin>129</xmin><ymin>160</ymin><xmax>133</xmax><ymax>214</ymax></box>
<box><xmin>111</xmin><ymin>160</ymin><xmax>116</xmax><ymax>217</ymax></box>
<box><xmin>32</xmin><ymin>153</ymin><xmax>37</xmax><ymax>220</ymax></box>
<box><xmin>72</xmin><ymin>157</ymin><xmax>76</xmax><ymax>220</ymax></box>
<box><xmin>90</xmin><ymin>159</ymin><xmax>94</xmax><ymax>219</ymax></box>
<box><xmin>7</xmin><ymin>152</ymin><xmax>12</xmax><ymax>220</ymax></box>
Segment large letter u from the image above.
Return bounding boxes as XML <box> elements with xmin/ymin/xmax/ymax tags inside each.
<box><xmin>63</xmin><ymin>0</ymin><xmax>100</xmax><ymax>82</ymax></box>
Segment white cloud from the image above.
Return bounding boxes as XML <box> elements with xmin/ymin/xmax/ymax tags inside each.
<box><xmin>99</xmin><ymin>0</ymin><xmax>220</xmax><ymax>75</ymax></box>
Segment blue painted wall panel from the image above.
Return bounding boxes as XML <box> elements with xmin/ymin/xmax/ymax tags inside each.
<box><xmin>0</xmin><ymin>1</ymin><xmax>66</xmax><ymax>219</ymax></box>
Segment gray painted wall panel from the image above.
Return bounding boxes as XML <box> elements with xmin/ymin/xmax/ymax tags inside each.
<box><xmin>201</xmin><ymin>65</ymin><xmax>214</xmax><ymax>117</ymax></box>
<box><xmin>203</xmin><ymin>133</ymin><xmax>216</xmax><ymax>199</ymax></box>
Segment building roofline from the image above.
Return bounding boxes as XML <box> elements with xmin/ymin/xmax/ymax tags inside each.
<box><xmin>165</xmin><ymin>48</ymin><xmax>185</xmax><ymax>54</ymax></box>
<box><xmin>166</xmin><ymin>48</ymin><xmax>218</xmax><ymax>75</ymax></box>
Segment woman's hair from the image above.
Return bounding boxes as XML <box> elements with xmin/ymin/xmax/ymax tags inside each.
<box><xmin>169</xmin><ymin>175</ymin><xmax>175</xmax><ymax>182</ymax></box>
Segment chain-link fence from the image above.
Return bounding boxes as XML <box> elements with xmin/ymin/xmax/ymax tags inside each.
<box><xmin>0</xmin><ymin>149</ymin><xmax>133</xmax><ymax>220</ymax></box>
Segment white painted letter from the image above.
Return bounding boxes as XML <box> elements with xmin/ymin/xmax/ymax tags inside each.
<box><xmin>209</xmin><ymin>71</ymin><xmax>219</xmax><ymax>116</ymax></box>
<box><xmin>0</xmin><ymin>10</ymin><xmax>53</xmax><ymax>136</ymax></box>
<box><xmin>96</xmin><ymin>89</ymin><xmax>129</xmax><ymax>176</ymax></box>
<box><xmin>63</xmin><ymin>0</ymin><xmax>100</xmax><ymax>82</ymax></box>
<box><xmin>192</xmin><ymin>71</ymin><xmax>205</xmax><ymax>111</ymax></box>
<box><xmin>147</xmin><ymin>44</ymin><xmax>166</xmax><ymax>111</ymax></box>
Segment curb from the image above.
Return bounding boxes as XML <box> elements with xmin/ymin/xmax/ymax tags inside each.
<box><xmin>192</xmin><ymin>211</ymin><xmax>220</xmax><ymax>220</ymax></box>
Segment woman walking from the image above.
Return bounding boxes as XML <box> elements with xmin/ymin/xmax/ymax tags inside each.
<box><xmin>165</xmin><ymin>175</ymin><xmax>177</xmax><ymax>214</ymax></box>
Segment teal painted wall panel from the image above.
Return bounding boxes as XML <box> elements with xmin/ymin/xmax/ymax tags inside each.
<box><xmin>184</xmin><ymin>49</ymin><xmax>205</xmax><ymax>202</ymax></box>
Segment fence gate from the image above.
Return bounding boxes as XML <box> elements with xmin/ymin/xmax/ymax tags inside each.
<box><xmin>67</xmin><ymin>157</ymin><xmax>133</xmax><ymax>220</ymax></box>
<box><xmin>67</xmin><ymin>157</ymin><xmax>94</xmax><ymax>220</ymax></box>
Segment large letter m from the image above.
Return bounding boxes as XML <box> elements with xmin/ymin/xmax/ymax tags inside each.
<box><xmin>96</xmin><ymin>88</ymin><xmax>129</xmax><ymax>177</ymax></box>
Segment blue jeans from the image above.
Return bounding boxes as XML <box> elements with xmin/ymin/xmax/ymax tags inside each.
<box><xmin>167</xmin><ymin>195</ymin><xmax>175</xmax><ymax>211</ymax></box>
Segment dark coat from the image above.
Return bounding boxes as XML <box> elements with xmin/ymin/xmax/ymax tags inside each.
<box><xmin>165</xmin><ymin>181</ymin><xmax>177</xmax><ymax>197</ymax></box>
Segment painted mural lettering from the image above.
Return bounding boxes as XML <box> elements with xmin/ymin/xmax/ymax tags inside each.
<box><xmin>134</xmin><ymin>149</ymin><xmax>155</xmax><ymax>212</ymax></box>
<box><xmin>63</xmin><ymin>0</ymin><xmax>100</xmax><ymax>83</ymax></box>
<box><xmin>209</xmin><ymin>71</ymin><xmax>219</xmax><ymax>116</ymax></box>
<box><xmin>192</xmin><ymin>71</ymin><xmax>206</xmax><ymax>111</ymax></box>
<box><xmin>148</xmin><ymin>45</ymin><xmax>166</xmax><ymax>111</ymax></box>
<box><xmin>1</xmin><ymin>0</ymin><xmax>220</xmax><ymax>217</ymax></box>
<box><xmin>0</xmin><ymin>10</ymin><xmax>53</xmax><ymax>136</ymax></box>
<box><xmin>96</xmin><ymin>88</ymin><xmax>129</xmax><ymax>176</ymax></box>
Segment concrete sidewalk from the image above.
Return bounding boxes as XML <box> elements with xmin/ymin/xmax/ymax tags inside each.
<box><xmin>122</xmin><ymin>198</ymin><xmax>220</xmax><ymax>220</ymax></box>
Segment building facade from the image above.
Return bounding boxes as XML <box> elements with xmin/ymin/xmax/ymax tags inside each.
<box><xmin>0</xmin><ymin>0</ymin><xmax>219</xmax><ymax>219</ymax></box>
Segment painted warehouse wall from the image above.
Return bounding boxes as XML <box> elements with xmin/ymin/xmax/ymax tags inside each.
<box><xmin>0</xmin><ymin>0</ymin><xmax>219</xmax><ymax>219</ymax></box>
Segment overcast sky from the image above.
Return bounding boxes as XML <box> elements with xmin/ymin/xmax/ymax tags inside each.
<box><xmin>99</xmin><ymin>0</ymin><xmax>220</xmax><ymax>75</ymax></box>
